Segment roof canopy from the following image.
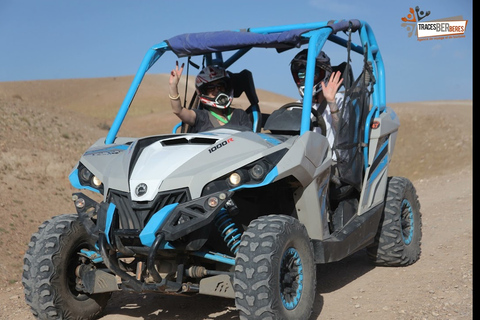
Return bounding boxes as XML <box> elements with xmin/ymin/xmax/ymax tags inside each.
<box><xmin>164</xmin><ymin>20</ymin><xmax>361</xmax><ymax>57</ymax></box>
<box><xmin>165</xmin><ymin>29</ymin><xmax>314</xmax><ymax>57</ymax></box>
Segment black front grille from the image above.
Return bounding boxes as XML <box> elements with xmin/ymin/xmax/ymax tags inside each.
<box><xmin>108</xmin><ymin>188</ymin><xmax>191</xmax><ymax>231</ymax></box>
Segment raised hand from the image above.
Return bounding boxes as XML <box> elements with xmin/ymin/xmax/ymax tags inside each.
<box><xmin>321</xmin><ymin>71</ymin><xmax>343</xmax><ymax>103</ymax></box>
<box><xmin>169</xmin><ymin>61</ymin><xmax>184</xmax><ymax>87</ymax></box>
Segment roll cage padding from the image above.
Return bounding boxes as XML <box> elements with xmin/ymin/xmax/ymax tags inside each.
<box><xmin>229</xmin><ymin>70</ymin><xmax>259</xmax><ymax>106</ymax></box>
<box><xmin>327</xmin><ymin>19</ymin><xmax>361</xmax><ymax>34</ymax></box>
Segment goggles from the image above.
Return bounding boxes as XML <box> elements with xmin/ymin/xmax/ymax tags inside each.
<box><xmin>296</xmin><ymin>67</ymin><xmax>326</xmax><ymax>85</ymax></box>
<box><xmin>205</xmin><ymin>81</ymin><xmax>227</xmax><ymax>94</ymax></box>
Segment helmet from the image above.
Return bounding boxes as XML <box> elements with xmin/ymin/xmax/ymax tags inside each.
<box><xmin>290</xmin><ymin>49</ymin><xmax>332</xmax><ymax>97</ymax></box>
<box><xmin>195</xmin><ymin>65</ymin><xmax>233</xmax><ymax>109</ymax></box>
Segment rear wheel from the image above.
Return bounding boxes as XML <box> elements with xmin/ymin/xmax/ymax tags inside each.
<box><xmin>367</xmin><ymin>177</ymin><xmax>422</xmax><ymax>266</ymax></box>
<box><xmin>22</xmin><ymin>214</ymin><xmax>111</xmax><ymax>320</ymax></box>
<box><xmin>234</xmin><ymin>215</ymin><xmax>316</xmax><ymax>320</ymax></box>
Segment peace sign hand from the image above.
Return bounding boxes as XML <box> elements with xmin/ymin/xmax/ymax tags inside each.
<box><xmin>169</xmin><ymin>61</ymin><xmax>185</xmax><ymax>87</ymax></box>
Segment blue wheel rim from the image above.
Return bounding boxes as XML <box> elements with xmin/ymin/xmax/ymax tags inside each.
<box><xmin>401</xmin><ymin>199</ymin><xmax>414</xmax><ymax>245</ymax></box>
<box><xmin>280</xmin><ymin>247</ymin><xmax>303</xmax><ymax>310</ymax></box>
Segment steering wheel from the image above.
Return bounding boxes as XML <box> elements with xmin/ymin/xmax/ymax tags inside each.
<box><xmin>279</xmin><ymin>102</ymin><xmax>327</xmax><ymax>136</ymax></box>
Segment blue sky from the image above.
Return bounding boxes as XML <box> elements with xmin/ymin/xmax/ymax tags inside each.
<box><xmin>0</xmin><ymin>0</ymin><xmax>472</xmax><ymax>103</ymax></box>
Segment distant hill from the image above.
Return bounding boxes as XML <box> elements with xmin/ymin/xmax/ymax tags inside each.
<box><xmin>0</xmin><ymin>75</ymin><xmax>293</xmax><ymax>134</ymax></box>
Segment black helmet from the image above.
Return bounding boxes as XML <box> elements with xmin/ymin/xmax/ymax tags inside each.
<box><xmin>290</xmin><ymin>49</ymin><xmax>332</xmax><ymax>97</ymax></box>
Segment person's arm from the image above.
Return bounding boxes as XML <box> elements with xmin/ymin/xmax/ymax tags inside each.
<box><xmin>321</xmin><ymin>71</ymin><xmax>343</xmax><ymax>131</ymax></box>
<box><xmin>169</xmin><ymin>61</ymin><xmax>196</xmax><ymax>126</ymax></box>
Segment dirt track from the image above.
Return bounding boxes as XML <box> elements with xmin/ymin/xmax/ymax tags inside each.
<box><xmin>0</xmin><ymin>78</ymin><xmax>472</xmax><ymax>319</ymax></box>
<box><xmin>97</xmin><ymin>169</ymin><xmax>474</xmax><ymax>320</ymax></box>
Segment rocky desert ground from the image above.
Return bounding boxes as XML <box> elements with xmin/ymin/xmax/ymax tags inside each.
<box><xmin>0</xmin><ymin>76</ymin><xmax>472</xmax><ymax>319</ymax></box>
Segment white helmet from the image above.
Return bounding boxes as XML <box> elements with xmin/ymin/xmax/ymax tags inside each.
<box><xmin>290</xmin><ymin>49</ymin><xmax>332</xmax><ymax>97</ymax></box>
<box><xmin>195</xmin><ymin>66</ymin><xmax>233</xmax><ymax>109</ymax></box>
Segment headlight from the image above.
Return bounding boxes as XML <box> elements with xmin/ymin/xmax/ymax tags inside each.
<box><xmin>206</xmin><ymin>193</ymin><xmax>226</xmax><ymax>208</ymax></box>
<box><xmin>77</xmin><ymin>164</ymin><xmax>104</xmax><ymax>192</ymax></box>
<box><xmin>227</xmin><ymin>170</ymin><xmax>248</xmax><ymax>188</ymax></box>
<box><xmin>79</xmin><ymin>167</ymin><xmax>92</xmax><ymax>181</ymax></box>
<box><xmin>201</xmin><ymin>149</ymin><xmax>288</xmax><ymax>196</ymax></box>
<box><xmin>228</xmin><ymin>173</ymin><xmax>242</xmax><ymax>186</ymax></box>
<box><xmin>92</xmin><ymin>176</ymin><xmax>102</xmax><ymax>188</ymax></box>
<box><xmin>249</xmin><ymin>162</ymin><xmax>267</xmax><ymax>181</ymax></box>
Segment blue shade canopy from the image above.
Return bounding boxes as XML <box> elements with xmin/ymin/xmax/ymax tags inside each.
<box><xmin>164</xmin><ymin>19</ymin><xmax>362</xmax><ymax>57</ymax></box>
<box><xmin>166</xmin><ymin>29</ymin><xmax>314</xmax><ymax>57</ymax></box>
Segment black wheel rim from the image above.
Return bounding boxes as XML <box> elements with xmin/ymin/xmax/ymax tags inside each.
<box><xmin>401</xmin><ymin>199</ymin><xmax>414</xmax><ymax>245</ymax></box>
<box><xmin>280</xmin><ymin>247</ymin><xmax>303</xmax><ymax>310</ymax></box>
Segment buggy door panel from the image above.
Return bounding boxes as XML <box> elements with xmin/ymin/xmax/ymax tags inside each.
<box><xmin>358</xmin><ymin>108</ymin><xmax>399</xmax><ymax>214</ymax></box>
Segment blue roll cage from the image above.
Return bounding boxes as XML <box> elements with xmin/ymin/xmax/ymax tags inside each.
<box><xmin>104</xmin><ymin>19</ymin><xmax>386</xmax><ymax>165</ymax></box>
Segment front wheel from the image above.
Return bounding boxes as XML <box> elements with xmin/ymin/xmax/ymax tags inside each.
<box><xmin>367</xmin><ymin>177</ymin><xmax>422</xmax><ymax>266</ymax></box>
<box><xmin>22</xmin><ymin>214</ymin><xmax>111</xmax><ymax>320</ymax></box>
<box><xmin>234</xmin><ymin>215</ymin><xmax>316</xmax><ymax>320</ymax></box>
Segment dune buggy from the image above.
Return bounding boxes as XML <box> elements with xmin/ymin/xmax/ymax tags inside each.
<box><xmin>22</xmin><ymin>19</ymin><xmax>422</xmax><ymax>320</ymax></box>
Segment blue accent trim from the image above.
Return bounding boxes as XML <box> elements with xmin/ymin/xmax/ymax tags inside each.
<box><xmin>139</xmin><ymin>203</ymin><xmax>178</xmax><ymax>246</ymax></box>
<box><xmin>191</xmin><ymin>251</ymin><xmax>235</xmax><ymax>266</ymax></box>
<box><xmin>80</xmin><ymin>249</ymin><xmax>104</xmax><ymax>264</ymax></box>
<box><xmin>359</xmin><ymin>22</ymin><xmax>385</xmax><ymax>113</ymax></box>
<box><xmin>363</xmin><ymin>153</ymin><xmax>388</xmax><ymax>204</ymax></box>
<box><xmin>374</xmin><ymin>139</ymin><xmax>389</xmax><ymax>162</ymax></box>
<box><xmin>368</xmin><ymin>151</ymin><xmax>388</xmax><ymax>183</ymax></box>
<box><xmin>230</xmin><ymin>166</ymin><xmax>278</xmax><ymax>191</ymax></box>
<box><xmin>69</xmin><ymin>169</ymin><xmax>82</xmax><ymax>189</ymax></box>
<box><xmin>157</xmin><ymin>241</ymin><xmax>176</xmax><ymax>250</ymax></box>
<box><xmin>172</xmin><ymin>122</ymin><xmax>182</xmax><ymax>133</ymax></box>
<box><xmin>328</xmin><ymin>34</ymin><xmax>364</xmax><ymax>55</ymax></box>
<box><xmin>214</xmin><ymin>209</ymin><xmax>242</xmax><ymax>254</ymax></box>
<box><xmin>301</xmin><ymin>28</ymin><xmax>331</xmax><ymax>135</ymax></box>
<box><xmin>258</xmin><ymin>133</ymin><xmax>281</xmax><ymax>145</ymax></box>
<box><xmin>281</xmin><ymin>247</ymin><xmax>303</xmax><ymax>310</ymax></box>
<box><xmin>252</xmin><ymin>106</ymin><xmax>259</xmax><ymax>131</ymax></box>
<box><xmin>105</xmin><ymin>45</ymin><xmax>167</xmax><ymax>144</ymax></box>
<box><xmin>104</xmin><ymin>203</ymin><xmax>116</xmax><ymax>245</ymax></box>
<box><xmin>363</xmin><ymin>106</ymin><xmax>379</xmax><ymax>170</ymax></box>
<box><xmin>68</xmin><ymin>169</ymin><xmax>101</xmax><ymax>193</ymax></box>
<box><xmin>363</xmin><ymin>141</ymin><xmax>389</xmax><ymax>202</ymax></box>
